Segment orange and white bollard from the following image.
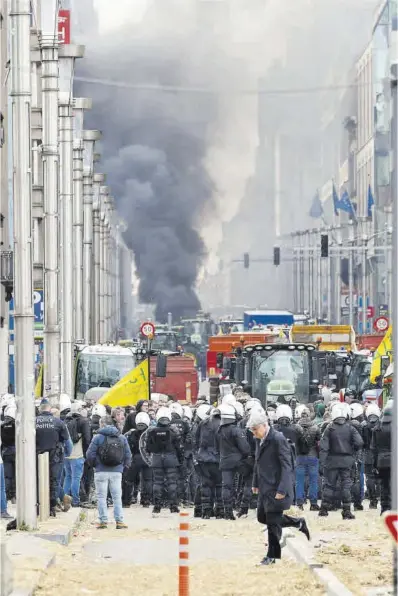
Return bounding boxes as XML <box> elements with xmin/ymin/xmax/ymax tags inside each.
<box><xmin>179</xmin><ymin>512</ymin><xmax>190</xmax><ymax>596</ymax></box>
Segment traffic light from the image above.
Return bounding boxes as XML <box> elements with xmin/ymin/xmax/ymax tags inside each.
<box><xmin>243</xmin><ymin>253</ymin><xmax>249</xmax><ymax>269</ymax></box>
<box><xmin>321</xmin><ymin>234</ymin><xmax>329</xmax><ymax>257</ymax></box>
<box><xmin>273</xmin><ymin>246</ymin><xmax>280</xmax><ymax>266</ymax></box>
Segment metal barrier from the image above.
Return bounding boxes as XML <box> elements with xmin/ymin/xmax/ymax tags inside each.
<box><xmin>38</xmin><ymin>452</ymin><xmax>50</xmax><ymax>522</ymax></box>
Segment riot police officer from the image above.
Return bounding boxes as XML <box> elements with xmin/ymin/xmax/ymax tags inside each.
<box><xmin>36</xmin><ymin>398</ymin><xmax>72</xmax><ymax>516</ymax></box>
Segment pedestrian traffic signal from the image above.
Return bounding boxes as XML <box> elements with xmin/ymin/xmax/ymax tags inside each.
<box><xmin>321</xmin><ymin>234</ymin><xmax>329</xmax><ymax>257</ymax></box>
<box><xmin>273</xmin><ymin>246</ymin><xmax>280</xmax><ymax>266</ymax></box>
<box><xmin>243</xmin><ymin>253</ymin><xmax>249</xmax><ymax>269</ymax></box>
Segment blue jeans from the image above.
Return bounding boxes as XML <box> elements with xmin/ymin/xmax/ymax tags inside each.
<box><xmin>0</xmin><ymin>462</ymin><xmax>7</xmax><ymax>513</ymax></box>
<box><xmin>63</xmin><ymin>458</ymin><xmax>85</xmax><ymax>506</ymax></box>
<box><xmin>296</xmin><ymin>456</ymin><xmax>319</xmax><ymax>504</ymax></box>
<box><xmin>94</xmin><ymin>471</ymin><xmax>123</xmax><ymax>523</ymax></box>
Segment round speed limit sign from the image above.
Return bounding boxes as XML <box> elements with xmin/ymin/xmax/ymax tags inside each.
<box><xmin>140</xmin><ymin>321</ymin><xmax>155</xmax><ymax>337</ymax></box>
<box><xmin>374</xmin><ymin>316</ymin><xmax>389</xmax><ymax>333</ymax></box>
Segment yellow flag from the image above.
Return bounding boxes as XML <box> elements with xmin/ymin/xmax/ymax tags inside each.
<box><xmin>98</xmin><ymin>359</ymin><xmax>149</xmax><ymax>407</ymax></box>
<box><xmin>370</xmin><ymin>327</ymin><xmax>393</xmax><ymax>384</ymax></box>
<box><xmin>34</xmin><ymin>364</ymin><xmax>43</xmax><ymax>397</ymax></box>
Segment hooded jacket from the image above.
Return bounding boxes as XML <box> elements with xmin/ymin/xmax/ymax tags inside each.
<box><xmin>297</xmin><ymin>417</ymin><xmax>321</xmax><ymax>457</ymax></box>
<box><xmin>64</xmin><ymin>412</ymin><xmax>92</xmax><ymax>459</ymax></box>
<box><xmin>86</xmin><ymin>425</ymin><xmax>132</xmax><ymax>473</ymax></box>
<box><xmin>123</xmin><ymin>400</ymin><xmax>147</xmax><ymax>433</ymax></box>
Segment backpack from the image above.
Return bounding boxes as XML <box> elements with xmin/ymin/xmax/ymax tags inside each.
<box><xmin>299</xmin><ymin>428</ymin><xmax>311</xmax><ymax>455</ymax></box>
<box><xmin>66</xmin><ymin>416</ymin><xmax>81</xmax><ymax>444</ymax></box>
<box><xmin>97</xmin><ymin>435</ymin><xmax>125</xmax><ymax>466</ymax></box>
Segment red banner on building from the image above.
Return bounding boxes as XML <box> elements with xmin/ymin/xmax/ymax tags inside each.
<box><xmin>58</xmin><ymin>10</ymin><xmax>71</xmax><ymax>45</ymax></box>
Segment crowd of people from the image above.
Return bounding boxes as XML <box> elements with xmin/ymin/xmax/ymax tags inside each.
<box><xmin>0</xmin><ymin>387</ymin><xmax>393</xmax><ymax>561</ymax></box>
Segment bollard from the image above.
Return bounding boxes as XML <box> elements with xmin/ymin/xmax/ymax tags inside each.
<box><xmin>38</xmin><ymin>452</ymin><xmax>50</xmax><ymax>522</ymax></box>
<box><xmin>179</xmin><ymin>512</ymin><xmax>190</xmax><ymax>596</ymax></box>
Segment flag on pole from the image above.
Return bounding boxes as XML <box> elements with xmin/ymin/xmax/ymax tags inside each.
<box><xmin>367</xmin><ymin>184</ymin><xmax>375</xmax><ymax>218</ymax></box>
<box><xmin>332</xmin><ymin>184</ymin><xmax>340</xmax><ymax>216</ymax></box>
<box><xmin>309</xmin><ymin>192</ymin><xmax>323</xmax><ymax>218</ymax></box>
<box><xmin>98</xmin><ymin>359</ymin><xmax>149</xmax><ymax>407</ymax></box>
<box><xmin>339</xmin><ymin>189</ymin><xmax>356</xmax><ymax>219</ymax></box>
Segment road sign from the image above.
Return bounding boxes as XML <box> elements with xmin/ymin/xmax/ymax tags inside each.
<box><xmin>367</xmin><ymin>306</ymin><xmax>375</xmax><ymax>319</ymax></box>
<box><xmin>379</xmin><ymin>304</ymin><xmax>389</xmax><ymax>316</ymax></box>
<box><xmin>374</xmin><ymin>316</ymin><xmax>389</xmax><ymax>333</ymax></box>
<box><xmin>384</xmin><ymin>512</ymin><xmax>398</xmax><ymax>542</ymax></box>
<box><xmin>140</xmin><ymin>321</ymin><xmax>155</xmax><ymax>337</ymax></box>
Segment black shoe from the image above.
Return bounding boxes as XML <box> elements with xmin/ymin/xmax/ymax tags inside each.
<box><xmin>152</xmin><ymin>506</ymin><xmax>161</xmax><ymax>515</ymax></box>
<box><xmin>170</xmin><ymin>505</ymin><xmax>180</xmax><ymax>513</ymax></box>
<box><xmin>237</xmin><ymin>507</ymin><xmax>249</xmax><ymax>518</ymax></box>
<box><xmin>297</xmin><ymin>504</ymin><xmax>304</xmax><ymax>511</ymax></box>
<box><xmin>131</xmin><ymin>496</ymin><xmax>138</xmax><ymax>504</ymax></box>
<box><xmin>193</xmin><ymin>508</ymin><xmax>202</xmax><ymax>518</ymax></box>
<box><xmin>258</xmin><ymin>556</ymin><xmax>275</xmax><ymax>566</ymax></box>
<box><xmin>310</xmin><ymin>503</ymin><xmax>320</xmax><ymax>511</ymax></box>
<box><xmin>202</xmin><ymin>509</ymin><xmax>212</xmax><ymax>520</ymax></box>
<box><xmin>50</xmin><ymin>508</ymin><xmax>57</xmax><ymax>518</ymax></box>
<box><xmin>299</xmin><ymin>518</ymin><xmax>310</xmax><ymax>541</ymax></box>
<box><xmin>369</xmin><ymin>500</ymin><xmax>378</xmax><ymax>510</ymax></box>
<box><xmin>354</xmin><ymin>503</ymin><xmax>364</xmax><ymax>511</ymax></box>
<box><xmin>342</xmin><ymin>509</ymin><xmax>355</xmax><ymax>520</ymax></box>
<box><xmin>215</xmin><ymin>511</ymin><xmax>224</xmax><ymax>519</ymax></box>
<box><xmin>141</xmin><ymin>501</ymin><xmax>150</xmax><ymax>508</ymax></box>
<box><xmin>224</xmin><ymin>508</ymin><xmax>235</xmax><ymax>521</ymax></box>
<box><xmin>318</xmin><ymin>508</ymin><xmax>328</xmax><ymax>517</ymax></box>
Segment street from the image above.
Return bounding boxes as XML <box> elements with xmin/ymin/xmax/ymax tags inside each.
<box><xmin>29</xmin><ymin>506</ymin><xmax>392</xmax><ymax>596</ymax></box>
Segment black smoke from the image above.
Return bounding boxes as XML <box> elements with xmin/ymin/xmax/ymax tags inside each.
<box><xmin>76</xmin><ymin>16</ymin><xmax>220</xmax><ymax>322</ymax></box>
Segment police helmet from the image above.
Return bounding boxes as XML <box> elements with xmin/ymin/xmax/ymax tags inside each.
<box><xmin>275</xmin><ymin>404</ymin><xmax>293</xmax><ymax>422</ymax></box>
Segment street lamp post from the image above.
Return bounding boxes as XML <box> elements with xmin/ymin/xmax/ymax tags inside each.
<box><xmin>58</xmin><ymin>43</ymin><xmax>84</xmax><ymax>395</ymax></box>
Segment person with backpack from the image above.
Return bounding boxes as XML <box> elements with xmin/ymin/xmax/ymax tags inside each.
<box><xmin>296</xmin><ymin>407</ymin><xmax>321</xmax><ymax>511</ymax></box>
<box><xmin>63</xmin><ymin>401</ymin><xmax>92</xmax><ymax>507</ymax></box>
<box><xmin>86</xmin><ymin>415</ymin><xmax>132</xmax><ymax>529</ymax></box>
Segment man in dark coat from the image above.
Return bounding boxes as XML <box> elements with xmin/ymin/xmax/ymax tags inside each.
<box><xmin>248</xmin><ymin>409</ymin><xmax>310</xmax><ymax>565</ymax></box>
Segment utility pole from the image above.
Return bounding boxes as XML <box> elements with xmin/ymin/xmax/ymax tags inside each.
<box><xmin>58</xmin><ymin>44</ymin><xmax>84</xmax><ymax>395</ymax></box>
<box><xmin>41</xmin><ymin>0</ymin><xmax>60</xmax><ymax>397</ymax></box>
<box><xmin>99</xmin><ymin>185</ymin><xmax>109</xmax><ymax>343</ymax></box>
<box><xmin>0</xmin><ymin>0</ymin><xmax>9</xmax><ymax>394</ymax></box>
<box><xmin>10</xmin><ymin>0</ymin><xmax>37</xmax><ymax>529</ymax></box>
<box><xmin>72</xmin><ymin>98</ymin><xmax>90</xmax><ymax>342</ymax></box>
<box><xmin>92</xmin><ymin>172</ymin><xmax>105</xmax><ymax>343</ymax></box>
<box><xmin>390</xmin><ymin>8</ymin><xmax>398</xmax><ymax>584</ymax></box>
<box><xmin>82</xmin><ymin>129</ymin><xmax>100</xmax><ymax>344</ymax></box>
<box><xmin>348</xmin><ymin>239</ymin><xmax>354</xmax><ymax>327</ymax></box>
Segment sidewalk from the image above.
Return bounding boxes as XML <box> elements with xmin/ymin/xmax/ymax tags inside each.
<box><xmin>1</xmin><ymin>506</ymin><xmax>83</xmax><ymax>596</ymax></box>
<box><xmin>286</xmin><ymin>507</ymin><xmax>394</xmax><ymax>596</ymax></box>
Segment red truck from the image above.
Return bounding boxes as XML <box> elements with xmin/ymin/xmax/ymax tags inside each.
<box><xmin>150</xmin><ymin>354</ymin><xmax>199</xmax><ymax>404</ymax></box>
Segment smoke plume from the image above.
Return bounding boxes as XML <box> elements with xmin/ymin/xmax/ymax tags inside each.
<box><xmin>77</xmin><ymin>0</ymin><xmax>380</xmax><ymax>315</ymax></box>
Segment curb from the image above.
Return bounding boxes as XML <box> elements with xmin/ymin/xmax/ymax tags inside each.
<box><xmin>285</xmin><ymin>536</ymin><xmax>354</xmax><ymax>596</ymax></box>
<box><xmin>33</xmin><ymin>507</ymin><xmax>82</xmax><ymax>546</ymax></box>
<box><xmin>9</xmin><ymin>552</ymin><xmax>55</xmax><ymax>596</ymax></box>
<box><xmin>5</xmin><ymin>535</ymin><xmax>56</xmax><ymax>596</ymax></box>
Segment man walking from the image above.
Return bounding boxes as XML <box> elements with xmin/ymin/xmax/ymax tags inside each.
<box><xmin>86</xmin><ymin>416</ymin><xmax>132</xmax><ymax>529</ymax></box>
<box><xmin>248</xmin><ymin>409</ymin><xmax>310</xmax><ymax>566</ymax></box>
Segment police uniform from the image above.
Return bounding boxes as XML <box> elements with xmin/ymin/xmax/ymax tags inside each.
<box><xmin>36</xmin><ymin>410</ymin><xmax>71</xmax><ymax>513</ymax></box>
